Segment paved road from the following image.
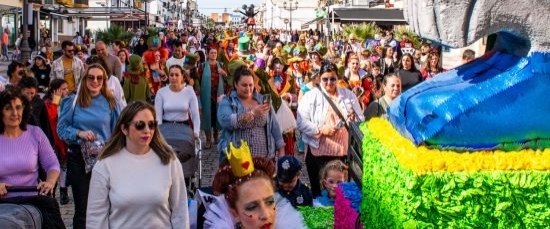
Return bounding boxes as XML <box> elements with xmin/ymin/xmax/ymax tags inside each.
<box><xmin>1</xmin><ymin>58</ymin><xmax>310</xmax><ymax>228</ymax></box>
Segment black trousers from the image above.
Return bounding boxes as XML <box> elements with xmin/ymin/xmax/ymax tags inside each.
<box><xmin>0</xmin><ymin>195</ymin><xmax>66</xmax><ymax>229</ymax></box>
<box><xmin>67</xmin><ymin>145</ymin><xmax>92</xmax><ymax>229</ymax></box>
<box><xmin>305</xmin><ymin>150</ymin><xmax>346</xmax><ymax>197</ymax></box>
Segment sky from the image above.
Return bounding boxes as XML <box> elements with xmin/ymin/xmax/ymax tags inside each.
<box><xmin>197</xmin><ymin>0</ymin><xmax>263</xmax><ymax>16</ymax></box>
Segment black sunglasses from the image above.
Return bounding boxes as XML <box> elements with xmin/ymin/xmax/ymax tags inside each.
<box><xmin>130</xmin><ymin>120</ymin><xmax>157</xmax><ymax>130</ymax></box>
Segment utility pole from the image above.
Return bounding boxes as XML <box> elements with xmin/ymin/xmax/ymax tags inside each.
<box><xmin>283</xmin><ymin>0</ymin><xmax>298</xmax><ymax>31</ymax></box>
<box><xmin>19</xmin><ymin>0</ymin><xmax>31</xmax><ymax>64</ymax></box>
<box><xmin>325</xmin><ymin>0</ymin><xmax>331</xmax><ymax>44</ymax></box>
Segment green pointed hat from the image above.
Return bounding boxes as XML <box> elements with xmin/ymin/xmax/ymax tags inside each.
<box><xmin>293</xmin><ymin>45</ymin><xmax>307</xmax><ymax>58</ymax></box>
<box><xmin>228</xmin><ymin>59</ymin><xmax>247</xmax><ymax>78</ymax></box>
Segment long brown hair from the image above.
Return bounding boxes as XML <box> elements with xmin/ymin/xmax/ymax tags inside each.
<box><xmin>99</xmin><ymin>101</ymin><xmax>175</xmax><ymax>165</ymax></box>
<box><xmin>77</xmin><ymin>64</ymin><xmax>116</xmax><ymax>109</ymax></box>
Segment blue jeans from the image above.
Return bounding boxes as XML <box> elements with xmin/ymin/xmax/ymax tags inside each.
<box><xmin>1</xmin><ymin>44</ymin><xmax>7</xmax><ymax>59</ymax></box>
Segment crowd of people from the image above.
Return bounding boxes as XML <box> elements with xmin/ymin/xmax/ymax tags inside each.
<box><xmin>0</xmin><ymin>25</ymin><xmax>476</xmax><ymax>228</ymax></box>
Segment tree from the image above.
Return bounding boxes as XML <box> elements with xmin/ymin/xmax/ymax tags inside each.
<box><xmin>95</xmin><ymin>25</ymin><xmax>134</xmax><ymax>45</ymax></box>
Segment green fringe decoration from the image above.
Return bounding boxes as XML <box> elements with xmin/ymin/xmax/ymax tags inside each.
<box><xmin>297</xmin><ymin>206</ymin><xmax>334</xmax><ymax>229</ymax></box>
<box><xmin>359</xmin><ymin>122</ymin><xmax>550</xmax><ymax>228</ymax></box>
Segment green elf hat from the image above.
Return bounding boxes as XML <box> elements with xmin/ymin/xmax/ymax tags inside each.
<box><xmin>183</xmin><ymin>54</ymin><xmax>198</xmax><ymax>69</ymax></box>
<box><xmin>127</xmin><ymin>54</ymin><xmax>144</xmax><ymax>75</ymax></box>
<box><xmin>147</xmin><ymin>35</ymin><xmax>162</xmax><ymax>50</ymax></box>
<box><xmin>293</xmin><ymin>45</ymin><xmax>308</xmax><ymax>58</ymax></box>
<box><xmin>312</xmin><ymin>44</ymin><xmax>328</xmax><ymax>56</ymax></box>
<box><xmin>228</xmin><ymin>59</ymin><xmax>247</xmax><ymax>78</ymax></box>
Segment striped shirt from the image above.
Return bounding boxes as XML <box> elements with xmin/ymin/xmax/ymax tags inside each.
<box><xmin>310</xmin><ymin>96</ymin><xmax>349</xmax><ymax>157</ymax></box>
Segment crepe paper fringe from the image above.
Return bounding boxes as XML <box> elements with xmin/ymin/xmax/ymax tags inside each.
<box><xmin>335</xmin><ymin>183</ymin><xmax>363</xmax><ymax>229</ymax></box>
<box><xmin>365</xmin><ymin>118</ymin><xmax>550</xmax><ymax>174</ymax></box>
<box><xmin>360</xmin><ymin>122</ymin><xmax>550</xmax><ymax>228</ymax></box>
<box><xmin>388</xmin><ymin>51</ymin><xmax>550</xmax><ymax>150</ymax></box>
<box><xmin>296</xmin><ymin>206</ymin><xmax>334</xmax><ymax>229</ymax></box>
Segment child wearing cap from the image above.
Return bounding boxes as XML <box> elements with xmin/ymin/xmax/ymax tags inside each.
<box><xmin>277</xmin><ymin>156</ymin><xmax>313</xmax><ymax>208</ymax></box>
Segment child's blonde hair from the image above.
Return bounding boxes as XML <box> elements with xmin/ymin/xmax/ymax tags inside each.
<box><xmin>319</xmin><ymin>160</ymin><xmax>349</xmax><ymax>189</ymax></box>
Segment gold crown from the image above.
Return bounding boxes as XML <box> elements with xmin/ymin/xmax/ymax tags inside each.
<box><xmin>226</xmin><ymin>140</ymin><xmax>255</xmax><ymax>177</ymax></box>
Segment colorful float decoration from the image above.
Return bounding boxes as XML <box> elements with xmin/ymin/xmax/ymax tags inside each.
<box><xmin>344</xmin><ymin>0</ymin><xmax>550</xmax><ymax>228</ymax></box>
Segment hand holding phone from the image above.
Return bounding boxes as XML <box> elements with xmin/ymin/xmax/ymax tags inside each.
<box><xmin>263</xmin><ymin>94</ymin><xmax>271</xmax><ymax>105</ymax></box>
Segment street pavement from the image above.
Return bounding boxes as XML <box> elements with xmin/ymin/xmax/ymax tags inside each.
<box><xmin>0</xmin><ymin>60</ymin><xmax>311</xmax><ymax>229</ymax></box>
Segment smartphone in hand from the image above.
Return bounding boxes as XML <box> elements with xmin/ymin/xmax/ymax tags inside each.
<box><xmin>263</xmin><ymin>94</ymin><xmax>271</xmax><ymax>105</ymax></box>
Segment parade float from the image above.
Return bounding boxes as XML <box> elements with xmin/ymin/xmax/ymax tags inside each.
<box><xmin>345</xmin><ymin>0</ymin><xmax>550</xmax><ymax>228</ymax></box>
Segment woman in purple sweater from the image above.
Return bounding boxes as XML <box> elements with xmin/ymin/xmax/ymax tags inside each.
<box><xmin>0</xmin><ymin>87</ymin><xmax>60</xmax><ymax>198</ymax></box>
<box><xmin>0</xmin><ymin>87</ymin><xmax>66</xmax><ymax>228</ymax></box>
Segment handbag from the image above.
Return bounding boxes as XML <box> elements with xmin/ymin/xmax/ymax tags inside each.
<box><xmin>79</xmin><ymin>140</ymin><xmax>104</xmax><ymax>174</ymax></box>
<box><xmin>316</xmin><ymin>85</ymin><xmax>350</xmax><ymax>130</ymax></box>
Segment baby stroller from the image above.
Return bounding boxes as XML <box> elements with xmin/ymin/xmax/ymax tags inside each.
<box><xmin>0</xmin><ymin>186</ymin><xmax>64</xmax><ymax>229</ymax></box>
<box><xmin>160</xmin><ymin>123</ymin><xmax>203</xmax><ymax>193</ymax></box>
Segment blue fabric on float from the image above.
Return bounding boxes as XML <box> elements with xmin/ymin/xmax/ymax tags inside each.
<box><xmin>388</xmin><ymin>51</ymin><xmax>550</xmax><ymax>151</ymax></box>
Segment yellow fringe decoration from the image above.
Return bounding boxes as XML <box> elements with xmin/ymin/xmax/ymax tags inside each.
<box><xmin>367</xmin><ymin>118</ymin><xmax>550</xmax><ymax>175</ymax></box>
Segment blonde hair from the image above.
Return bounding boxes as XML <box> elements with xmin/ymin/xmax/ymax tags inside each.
<box><xmin>77</xmin><ymin>64</ymin><xmax>116</xmax><ymax>109</ymax></box>
<box><xmin>319</xmin><ymin>160</ymin><xmax>349</xmax><ymax>189</ymax></box>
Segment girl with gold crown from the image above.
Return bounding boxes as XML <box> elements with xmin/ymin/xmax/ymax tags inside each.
<box><xmin>201</xmin><ymin>141</ymin><xmax>306</xmax><ymax>229</ymax></box>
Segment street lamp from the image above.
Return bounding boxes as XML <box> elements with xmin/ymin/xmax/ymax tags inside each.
<box><xmin>283</xmin><ymin>0</ymin><xmax>298</xmax><ymax>31</ymax></box>
<box><xmin>19</xmin><ymin>0</ymin><xmax>31</xmax><ymax>64</ymax></box>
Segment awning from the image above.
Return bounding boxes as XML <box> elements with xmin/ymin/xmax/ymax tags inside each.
<box><xmin>301</xmin><ymin>17</ymin><xmax>325</xmax><ymax>30</ymax></box>
<box><xmin>333</xmin><ymin>8</ymin><xmax>406</xmax><ymax>25</ymax></box>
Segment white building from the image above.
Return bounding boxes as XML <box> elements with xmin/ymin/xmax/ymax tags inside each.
<box><xmin>263</xmin><ymin>0</ymin><xmax>318</xmax><ymax>31</ymax></box>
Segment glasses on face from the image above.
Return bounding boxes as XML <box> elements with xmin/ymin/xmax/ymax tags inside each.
<box><xmin>325</xmin><ymin>178</ymin><xmax>344</xmax><ymax>186</ymax></box>
<box><xmin>130</xmin><ymin>120</ymin><xmax>157</xmax><ymax>131</ymax></box>
<box><xmin>321</xmin><ymin>77</ymin><xmax>337</xmax><ymax>83</ymax></box>
<box><xmin>86</xmin><ymin>75</ymin><xmax>104</xmax><ymax>81</ymax></box>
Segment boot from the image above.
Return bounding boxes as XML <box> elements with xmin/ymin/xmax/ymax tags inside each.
<box><xmin>60</xmin><ymin>187</ymin><xmax>69</xmax><ymax>205</ymax></box>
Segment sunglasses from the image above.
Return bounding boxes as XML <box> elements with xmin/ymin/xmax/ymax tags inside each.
<box><xmin>86</xmin><ymin>75</ymin><xmax>104</xmax><ymax>81</ymax></box>
<box><xmin>321</xmin><ymin>77</ymin><xmax>337</xmax><ymax>83</ymax></box>
<box><xmin>130</xmin><ymin>120</ymin><xmax>157</xmax><ymax>131</ymax></box>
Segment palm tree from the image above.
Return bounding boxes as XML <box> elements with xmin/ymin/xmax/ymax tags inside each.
<box><xmin>95</xmin><ymin>25</ymin><xmax>134</xmax><ymax>45</ymax></box>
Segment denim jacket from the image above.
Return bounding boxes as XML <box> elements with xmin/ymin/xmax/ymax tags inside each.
<box><xmin>50</xmin><ymin>56</ymin><xmax>85</xmax><ymax>85</ymax></box>
<box><xmin>217</xmin><ymin>91</ymin><xmax>285</xmax><ymax>162</ymax></box>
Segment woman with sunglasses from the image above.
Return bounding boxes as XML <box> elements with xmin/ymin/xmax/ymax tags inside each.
<box><xmin>87</xmin><ymin>101</ymin><xmax>189</xmax><ymax>228</ymax></box>
<box><xmin>57</xmin><ymin>64</ymin><xmax>120</xmax><ymax>229</ymax></box>
<box><xmin>297</xmin><ymin>61</ymin><xmax>364</xmax><ymax>197</ymax></box>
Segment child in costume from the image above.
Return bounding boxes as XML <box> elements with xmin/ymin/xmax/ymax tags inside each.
<box><xmin>142</xmin><ymin>36</ymin><xmax>169</xmax><ymax>96</ymax></box>
<box><xmin>268</xmin><ymin>57</ymin><xmax>297</xmax><ymax>155</ymax></box>
<box><xmin>276</xmin><ymin>156</ymin><xmax>313</xmax><ymax>208</ymax></box>
<box><xmin>202</xmin><ymin>141</ymin><xmax>306</xmax><ymax>228</ymax></box>
<box><xmin>123</xmin><ymin>54</ymin><xmax>151</xmax><ymax>104</ymax></box>
<box><xmin>313</xmin><ymin>160</ymin><xmax>348</xmax><ymax>207</ymax></box>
